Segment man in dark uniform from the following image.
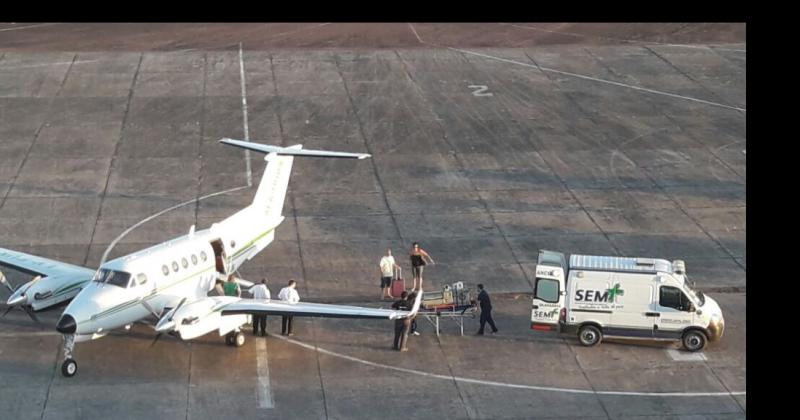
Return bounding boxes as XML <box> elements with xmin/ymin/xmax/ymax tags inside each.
<box><xmin>476</xmin><ymin>283</ymin><xmax>498</xmax><ymax>335</ymax></box>
<box><xmin>392</xmin><ymin>291</ymin><xmax>411</xmax><ymax>351</ymax></box>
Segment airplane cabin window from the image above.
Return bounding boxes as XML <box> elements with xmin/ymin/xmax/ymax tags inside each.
<box><xmin>181</xmin><ymin>258</ymin><xmax>189</xmax><ymax>269</ymax></box>
<box><xmin>137</xmin><ymin>273</ymin><xmax>147</xmax><ymax>285</ymax></box>
<box><xmin>162</xmin><ymin>265</ymin><xmax>169</xmax><ymax>276</ymax></box>
<box><xmin>191</xmin><ymin>254</ymin><xmax>198</xmax><ymax>265</ymax></box>
<box><xmin>172</xmin><ymin>261</ymin><xmax>179</xmax><ymax>272</ymax></box>
<box><xmin>200</xmin><ymin>251</ymin><xmax>207</xmax><ymax>262</ymax></box>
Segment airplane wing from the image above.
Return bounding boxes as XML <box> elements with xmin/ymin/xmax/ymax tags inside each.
<box><xmin>0</xmin><ymin>247</ymin><xmax>94</xmax><ymax>279</ymax></box>
<box><xmin>0</xmin><ymin>247</ymin><xmax>95</xmax><ymax>310</ymax></box>
<box><xmin>221</xmin><ymin>292</ymin><xmax>423</xmax><ymax>320</ymax></box>
<box><xmin>154</xmin><ymin>292</ymin><xmax>423</xmax><ymax>341</ymax></box>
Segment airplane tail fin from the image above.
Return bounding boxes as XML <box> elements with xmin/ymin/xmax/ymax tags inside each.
<box><xmin>220</xmin><ymin>139</ymin><xmax>371</xmax><ymax>220</ymax></box>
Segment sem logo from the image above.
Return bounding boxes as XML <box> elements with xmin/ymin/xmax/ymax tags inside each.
<box><xmin>606</xmin><ymin>283</ymin><xmax>625</xmax><ymax>302</ymax></box>
<box><xmin>575</xmin><ymin>284</ymin><xmax>625</xmax><ymax>303</ymax></box>
<box><xmin>533</xmin><ymin>308</ymin><xmax>559</xmax><ymax>319</ymax></box>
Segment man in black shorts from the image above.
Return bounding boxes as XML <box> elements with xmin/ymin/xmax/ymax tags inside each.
<box><xmin>379</xmin><ymin>249</ymin><xmax>399</xmax><ymax>299</ymax></box>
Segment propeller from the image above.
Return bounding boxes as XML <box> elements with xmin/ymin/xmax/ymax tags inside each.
<box><xmin>151</xmin><ymin>297</ymin><xmax>187</xmax><ymax>347</ymax></box>
<box><xmin>1</xmin><ymin>273</ymin><xmax>45</xmax><ymax>329</ymax></box>
<box><xmin>0</xmin><ymin>270</ymin><xmax>14</xmax><ymax>294</ymax></box>
<box><xmin>140</xmin><ymin>299</ymin><xmax>162</xmax><ymax>321</ymax></box>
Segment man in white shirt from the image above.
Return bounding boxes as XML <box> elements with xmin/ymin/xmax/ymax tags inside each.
<box><xmin>278</xmin><ymin>279</ymin><xmax>300</xmax><ymax>336</ymax></box>
<box><xmin>250</xmin><ymin>278</ymin><xmax>270</xmax><ymax>336</ymax></box>
<box><xmin>379</xmin><ymin>249</ymin><xmax>400</xmax><ymax>300</ymax></box>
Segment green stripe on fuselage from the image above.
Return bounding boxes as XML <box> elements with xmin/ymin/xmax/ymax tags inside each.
<box><xmin>86</xmin><ymin>226</ymin><xmax>277</xmax><ymax>324</ymax></box>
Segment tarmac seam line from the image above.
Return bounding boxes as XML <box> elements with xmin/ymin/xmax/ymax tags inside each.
<box><xmin>333</xmin><ymin>55</ymin><xmax>407</xmax><ymax>246</ymax></box>
<box><xmin>504</xmin><ymin>51</ymin><xmax>624</xmax><ymax>257</ymax></box>
<box><xmin>643</xmin><ymin>46</ymin><xmax>745</xmax><ymax>116</ymax></box>
<box><xmin>271</xmin><ymin>334</ymin><xmax>746</xmax><ymax>397</ymax></box>
<box><xmin>0</xmin><ymin>53</ymin><xmax>77</xmax><ymax>212</ymax></box>
<box><xmin>85</xmin><ymin>52</ymin><xmax>143</xmax><ymax>267</ymax></box>
<box><xmin>449</xmin><ymin>47</ymin><xmax>745</xmax><ymax>113</ymax></box>
<box><xmin>393</xmin><ymin>48</ymin><xmax>536</xmax><ymax>293</ymax></box>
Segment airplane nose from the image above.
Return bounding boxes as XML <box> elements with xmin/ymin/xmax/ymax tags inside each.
<box><xmin>6</xmin><ymin>294</ymin><xmax>26</xmax><ymax>306</ymax></box>
<box><xmin>56</xmin><ymin>314</ymin><xmax>76</xmax><ymax>334</ymax></box>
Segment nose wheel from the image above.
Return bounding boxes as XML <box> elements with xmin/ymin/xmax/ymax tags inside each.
<box><xmin>61</xmin><ymin>358</ymin><xmax>77</xmax><ymax>377</ymax></box>
<box><xmin>61</xmin><ymin>333</ymin><xmax>77</xmax><ymax>378</ymax></box>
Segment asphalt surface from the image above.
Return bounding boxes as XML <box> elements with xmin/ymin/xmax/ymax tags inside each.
<box><xmin>0</xmin><ymin>23</ymin><xmax>745</xmax><ymax>419</ymax></box>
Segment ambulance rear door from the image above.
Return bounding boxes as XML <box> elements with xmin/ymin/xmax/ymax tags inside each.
<box><xmin>531</xmin><ymin>250</ymin><xmax>567</xmax><ymax>332</ymax></box>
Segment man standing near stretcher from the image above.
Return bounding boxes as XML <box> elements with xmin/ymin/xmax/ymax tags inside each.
<box><xmin>409</xmin><ymin>242</ymin><xmax>434</xmax><ymax>291</ymax></box>
<box><xmin>379</xmin><ymin>249</ymin><xmax>400</xmax><ymax>300</ymax></box>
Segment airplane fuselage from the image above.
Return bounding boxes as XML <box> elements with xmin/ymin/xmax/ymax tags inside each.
<box><xmin>56</xmin><ymin>206</ymin><xmax>281</xmax><ymax>340</ymax></box>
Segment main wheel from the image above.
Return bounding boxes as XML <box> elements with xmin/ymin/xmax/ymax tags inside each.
<box><xmin>61</xmin><ymin>358</ymin><xmax>77</xmax><ymax>377</ymax></box>
<box><xmin>225</xmin><ymin>333</ymin><xmax>234</xmax><ymax>346</ymax></box>
<box><xmin>578</xmin><ymin>325</ymin><xmax>602</xmax><ymax>347</ymax></box>
<box><xmin>234</xmin><ymin>332</ymin><xmax>246</xmax><ymax>347</ymax></box>
<box><xmin>682</xmin><ymin>330</ymin><xmax>707</xmax><ymax>352</ymax></box>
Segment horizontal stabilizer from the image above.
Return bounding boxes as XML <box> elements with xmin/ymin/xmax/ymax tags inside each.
<box><xmin>220</xmin><ymin>138</ymin><xmax>371</xmax><ymax>159</ymax></box>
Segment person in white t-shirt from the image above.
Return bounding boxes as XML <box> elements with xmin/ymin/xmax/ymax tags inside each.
<box><xmin>278</xmin><ymin>279</ymin><xmax>300</xmax><ymax>336</ymax></box>
<box><xmin>250</xmin><ymin>278</ymin><xmax>271</xmax><ymax>336</ymax></box>
<box><xmin>379</xmin><ymin>249</ymin><xmax>401</xmax><ymax>300</ymax></box>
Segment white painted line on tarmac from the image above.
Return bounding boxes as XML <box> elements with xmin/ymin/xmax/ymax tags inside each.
<box><xmin>256</xmin><ymin>338</ymin><xmax>275</xmax><ymax>409</ymax></box>
<box><xmin>666</xmin><ymin>349</ymin><xmax>707</xmax><ymax>362</ymax></box>
<box><xmin>504</xmin><ymin>23</ymin><xmax>746</xmax><ymax>53</ymax></box>
<box><xmin>0</xmin><ymin>23</ymin><xmax>61</xmax><ymax>32</ymax></box>
<box><xmin>238</xmin><ymin>43</ymin><xmax>252</xmax><ymax>187</ymax></box>
<box><xmin>408</xmin><ymin>23</ymin><xmax>424</xmax><ymax>45</ymax></box>
<box><xmin>0</xmin><ymin>60</ymin><xmax>99</xmax><ymax>70</ymax></box>
<box><xmin>449</xmin><ymin>47</ymin><xmax>746</xmax><ymax>113</ymax></box>
<box><xmin>0</xmin><ymin>331</ymin><xmax>59</xmax><ymax>337</ymax></box>
<box><xmin>272</xmin><ymin>334</ymin><xmax>745</xmax><ymax>398</ymax></box>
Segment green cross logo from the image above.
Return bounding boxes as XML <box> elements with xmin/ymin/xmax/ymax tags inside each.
<box><xmin>606</xmin><ymin>283</ymin><xmax>625</xmax><ymax>302</ymax></box>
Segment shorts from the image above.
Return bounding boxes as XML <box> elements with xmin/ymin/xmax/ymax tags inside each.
<box><xmin>380</xmin><ymin>276</ymin><xmax>392</xmax><ymax>288</ymax></box>
<box><xmin>412</xmin><ymin>265</ymin><xmax>424</xmax><ymax>278</ymax></box>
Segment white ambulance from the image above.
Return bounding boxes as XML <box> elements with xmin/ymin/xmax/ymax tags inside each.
<box><xmin>530</xmin><ymin>250</ymin><xmax>724</xmax><ymax>351</ymax></box>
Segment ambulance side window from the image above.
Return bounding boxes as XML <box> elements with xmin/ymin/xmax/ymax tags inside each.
<box><xmin>535</xmin><ymin>278</ymin><xmax>559</xmax><ymax>303</ymax></box>
<box><xmin>659</xmin><ymin>286</ymin><xmax>690</xmax><ymax>311</ymax></box>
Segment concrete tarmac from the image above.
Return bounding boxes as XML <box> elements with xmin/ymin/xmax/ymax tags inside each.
<box><xmin>1</xmin><ymin>23</ymin><xmax>745</xmax><ymax>419</ymax></box>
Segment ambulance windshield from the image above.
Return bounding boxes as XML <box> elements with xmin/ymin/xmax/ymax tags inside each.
<box><xmin>683</xmin><ymin>276</ymin><xmax>705</xmax><ymax>307</ymax></box>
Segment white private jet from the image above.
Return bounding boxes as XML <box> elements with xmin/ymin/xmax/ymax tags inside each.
<box><xmin>0</xmin><ymin>139</ymin><xmax>422</xmax><ymax>377</ymax></box>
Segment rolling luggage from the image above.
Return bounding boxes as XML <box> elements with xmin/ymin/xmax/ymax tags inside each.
<box><xmin>391</xmin><ymin>267</ymin><xmax>405</xmax><ymax>297</ymax></box>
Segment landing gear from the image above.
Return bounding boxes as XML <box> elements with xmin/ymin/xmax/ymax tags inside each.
<box><xmin>62</xmin><ymin>358</ymin><xmax>77</xmax><ymax>377</ymax></box>
<box><xmin>61</xmin><ymin>334</ymin><xmax>77</xmax><ymax>377</ymax></box>
<box><xmin>234</xmin><ymin>331</ymin><xmax>245</xmax><ymax>347</ymax></box>
<box><xmin>225</xmin><ymin>331</ymin><xmax>246</xmax><ymax>347</ymax></box>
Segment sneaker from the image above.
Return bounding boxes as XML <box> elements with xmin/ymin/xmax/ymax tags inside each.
<box><xmin>491</xmin><ymin>330</ymin><xmax>498</xmax><ymax>334</ymax></box>
<box><xmin>412</xmin><ymin>331</ymin><xmax>420</xmax><ymax>336</ymax></box>
<box><xmin>475</xmin><ymin>331</ymin><xmax>484</xmax><ymax>335</ymax></box>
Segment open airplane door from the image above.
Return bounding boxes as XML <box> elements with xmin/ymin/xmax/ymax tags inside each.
<box><xmin>531</xmin><ymin>250</ymin><xmax>567</xmax><ymax>332</ymax></box>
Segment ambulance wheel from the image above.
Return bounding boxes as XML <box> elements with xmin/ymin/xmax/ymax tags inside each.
<box><xmin>578</xmin><ymin>325</ymin><xmax>602</xmax><ymax>347</ymax></box>
<box><xmin>682</xmin><ymin>330</ymin><xmax>707</xmax><ymax>352</ymax></box>
<box><xmin>234</xmin><ymin>332</ymin><xmax>246</xmax><ymax>347</ymax></box>
<box><xmin>61</xmin><ymin>358</ymin><xmax>77</xmax><ymax>377</ymax></box>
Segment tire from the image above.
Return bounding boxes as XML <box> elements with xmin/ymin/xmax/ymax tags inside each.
<box><xmin>234</xmin><ymin>332</ymin><xmax>246</xmax><ymax>347</ymax></box>
<box><xmin>682</xmin><ymin>330</ymin><xmax>707</xmax><ymax>352</ymax></box>
<box><xmin>61</xmin><ymin>358</ymin><xmax>77</xmax><ymax>377</ymax></box>
<box><xmin>578</xmin><ymin>325</ymin><xmax>602</xmax><ymax>347</ymax></box>
<box><xmin>225</xmin><ymin>333</ymin><xmax>234</xmax><ymax>346</ymax></box>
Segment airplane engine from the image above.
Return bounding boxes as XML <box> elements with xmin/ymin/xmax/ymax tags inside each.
<box><xmin>156</xmin><ymin>296</ymin><xmax>247</xmax><ymax>341</ymax></box>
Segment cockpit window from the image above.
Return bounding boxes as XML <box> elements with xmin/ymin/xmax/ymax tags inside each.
<box><xmin>93</xmin><ymin>269</ymin><xmax>132</xmax><ymax>288</ymax></box>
